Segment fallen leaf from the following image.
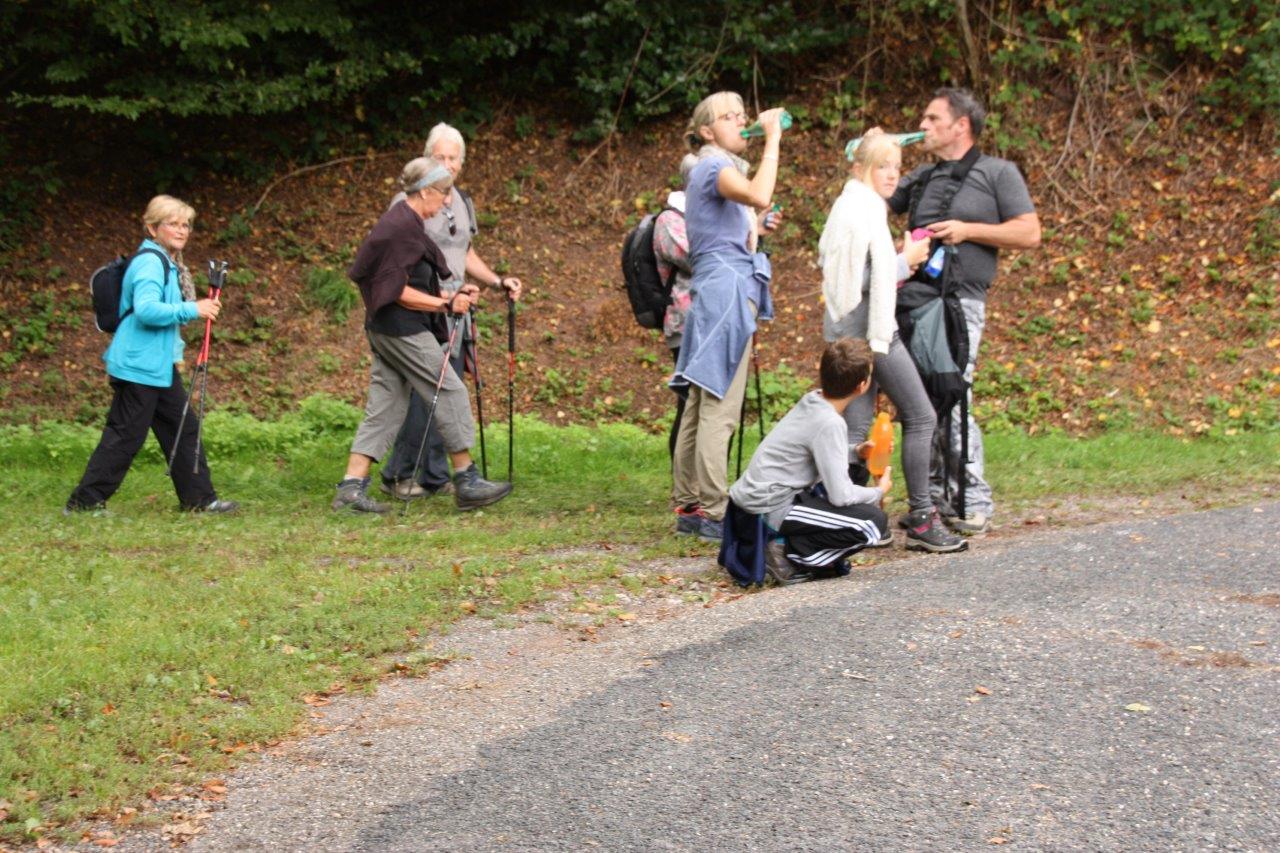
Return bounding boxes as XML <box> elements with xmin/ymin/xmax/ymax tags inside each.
<box><xmin>974</xmin><ymin>685</ymin><xmax>992</xmax><ymax>696</ymax></box>
<box><xmin>459</xmin><ymin>600</ymin><xmax>477</xmax><ymax>614</ymax></box>
<box><xmin>617</xmin><ymin>612</ymin><xmax>637</xmax><ymax>622</ymax></box>
<box><xmin>662</xmin><ymin>730</ymin><xmax>693</xmax><ymax>743</ymax></box>
<box><xmin>163</xmin><ymin>821</ymin><xmax>202</xmax><ymax>838</ymax></box>
<box><xmin>659</xmin><ymin>701</ymin><xmax>673</xmax><ymax>708</ymax></box>
<box><xmin>101</xmin><ymin>703</ymin><xmax>116</xmax><ymax>715</ymax></box>
<box><xmin>1124</xmin><ymin>703</ymin><xmax>1153</xmax><ymax>713</ymax></box>
<box><xmin>92</xmin><ymin>837</ymin><xmax>119</xmax><ymax>847</ymax></box>
<box><xmin>988</xmin><ymin>837</ymin><xmax>1009</xmax><ymax>845</ymax></box>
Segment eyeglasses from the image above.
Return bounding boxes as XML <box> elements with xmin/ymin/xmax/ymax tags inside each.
<box><xmin>717</xmin><ymin>111</ymin><xmax>747</xmax><ymax>124</ymax></box>
<box><xmin>161</xmin><ymin>221</ymin><xmax>192</xmax><ymax>231</ymax></box>
<box><xmin>441</xmin><ymin>205</ymin><xmax>457</xmax><ymax>237</ymax></box>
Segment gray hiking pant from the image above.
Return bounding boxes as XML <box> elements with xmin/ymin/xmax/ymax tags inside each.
<box><xmin>351</xmin><ymin>330</ymin><xmax>474</xmax><ymax>463</ymax></box>
<box><xmin>842</xmin><ymin>332</ymin><xmax>937</xmax><ymax>513</ymax></box>
<box><xmin>931</xmin><ymin>297</ymin><xmax>993</xmax><ymax>518</ymax></box>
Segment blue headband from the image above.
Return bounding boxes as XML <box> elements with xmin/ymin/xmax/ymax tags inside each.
<box><xmin>405</xmin><ymin>163</ymin><xmax>452</xmax><ymax>194</ymax></box>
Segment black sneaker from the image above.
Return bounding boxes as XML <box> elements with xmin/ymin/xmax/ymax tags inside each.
<box><xmin>904</xmin><ymin>508</ymin><xmax>968</xmax><ymax>553</ymax></box>
<box><xmin>453</xmin><ymin>464</ymin><xmax>512</xmax><ymax>511</ymax></box>
<box><xmin>63</xmin><ymin>501</ymin><xmax>109</xmax><ymax>517</ymax></box>
<box><xmin>868</xmin><ymin>528</ymin><xmax>894</xmax><ymax>548</ymax></box>
<box><xmin>333</xmin><ymin>477</ymin><xmax>391</xmax><ymax>513</ymax></box>
<box><xmin>191</xmin><ymin>498</ymin><xmax>240</xmax><ymax>514</ymax></box>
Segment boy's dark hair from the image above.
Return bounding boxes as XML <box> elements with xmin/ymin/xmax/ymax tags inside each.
<box><xmin>934</xmin><ymin>86</ymin><xmax>986</xmax><ymax>137</ymax></box>
<box><xmin>820</xmin><ymin>338</ymin><xmax>874</xmax><ymax>398</ymax></box>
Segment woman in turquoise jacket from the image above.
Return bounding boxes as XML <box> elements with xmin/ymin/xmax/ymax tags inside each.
<box><xmin>66</xmin><ymin>195</ymin><xmax>238</xmax><ymax>514</ymax></box>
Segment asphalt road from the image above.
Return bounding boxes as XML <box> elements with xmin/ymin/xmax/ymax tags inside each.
<box><xmin>174</xmin><ymin>503</ymin><xmax>1279</xmax><ymax>851</ymax></box>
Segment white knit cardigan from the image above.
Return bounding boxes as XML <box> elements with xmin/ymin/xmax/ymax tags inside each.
<box><xmin>818</xmin><ymin>178</ymin><xmax>897</xmax><ymax>354</ymax></box>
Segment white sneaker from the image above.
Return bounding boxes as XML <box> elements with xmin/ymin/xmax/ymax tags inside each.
<box><xmin>944</xmin><ymin>512</ymin><xmax>990</xmax><ymax>535</ymax></box>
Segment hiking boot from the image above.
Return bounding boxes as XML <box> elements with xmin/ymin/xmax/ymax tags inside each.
<box><xmin>945</xmin><ymin>512</ymin><xmax>991</xmax><ymax>536</ymax></box>
<box><xmin>674</xmin><ymin>505</ymin><xmax>704</xmax><ymax>536</ymax></box>
<box><xmin>332</xmin><ymin>477</ymin><xmax>391</xmax><ymax>513</ymax></box>
<box><xmin>190</xmin><ymin>498</ymin><xmax>240</xmax><ymax>514</ymax></box>
<box><xmin>904</xmin><ymin>508</ymin><xmax>969</xmax><ymax>553</ymax></box>
<box><xmin>695</xmin><ymin>515</ymin><xmax>724</xmax><ymax>543</ymax></box>
<box><xmin>453</xmin><ymin>464</ymin><xmax>512</xmax><ymax>511</ymax></box>
<box><xmin>764</xmin><ymin>539</ymin><xmax>812</xmax><ymax>586</ymax></box>
<box><xmin>380</xmin><ymin>479</ymin><xmax>427</xmax><ymax>501</ymax></box>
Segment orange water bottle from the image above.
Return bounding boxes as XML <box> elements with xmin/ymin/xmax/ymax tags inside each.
<box><xmin>867</xmin><ymin>412</ymin><xmax>893</xmax><ymax>478</ymax></box>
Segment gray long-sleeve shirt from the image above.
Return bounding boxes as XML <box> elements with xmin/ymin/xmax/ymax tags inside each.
<box><xmin>728</xmin><ymin>390</ymin><xmax>883</xmax><ymax>530</ymax></box>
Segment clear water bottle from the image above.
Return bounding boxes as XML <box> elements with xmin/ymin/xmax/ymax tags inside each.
<box><xmin>844</xmin><ymin>131</ymin><xmax>925</xmax><ymax>161</ymax></box>
<box><xmin>740</xmin><ymin>110</ymin><xmax>793</xmax><ymax>139</ymax></box>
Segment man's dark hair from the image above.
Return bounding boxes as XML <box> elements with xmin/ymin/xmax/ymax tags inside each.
<box><xmin>934</xmin><ymin>86</ymin><xmax>986</xmax><ymax>137</ymax></box>
<box><xmin>820</xmin><ymin>338</ymin><xmax>874</xmax><ymax>399</ymax></box>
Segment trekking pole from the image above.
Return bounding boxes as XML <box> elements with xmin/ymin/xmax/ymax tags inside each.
<box><xmin>506</xmin><ymin>294</ymin><xmax>516</xmax><ymax>482</ymax></box>
<box><xmin>168</xmin><ymin>259</ymin><xmax>226</xmax><ymax>476</ymax></box>
<box><xmin>465</xmin><ymin>308</ymin><xmax>488</xmax><ymax>479</ymax></box>
<box><xmin>752</xmin><ymin>333</ymin><xmax>766</xmax><ymax>440</ymax></box>
<box><xmin>732</xmin><ymin>391</ymin><xmax>747</xmax><ymax>480</ymax></box>
<box><xmin>406</xmin><ymin>310</ymin><xmax>467</xmax><ymax>515</ymax></box>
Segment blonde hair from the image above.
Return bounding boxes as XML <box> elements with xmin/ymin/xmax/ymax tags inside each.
<box><xmin>424</xmin><ymin>122</ymin><xmax>466</xmax><ymax>162</ymax></box>
<box><xmin>851</xmin><ymin>135</ymin><xmax>901</xmax><ymax>185</ymax></box>
<box><xmin>141</xmin><ymin>195</ymin><xmax>195</xmax><ymax>299</ymax></box>
<box><xmin>685</xmin><ymin>91</ymin><xmax>745</xmax><ymax>150</ymax></box>
<box><xmin>142</xmin><ymin>195</ymin><xmax>195</xmax><ymax>230</ymax></box>
<box><xmin>398</xmin><ymin>157</ymin><xmax>455</xmax><ymax>194</ymax></box>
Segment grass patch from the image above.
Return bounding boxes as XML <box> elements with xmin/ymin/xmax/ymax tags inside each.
<box><xmin>1</xmin><ymin>398</ymin><xmax>1277</xmax><ymax>841</ymax></box>
<box><xmin>302</xmin><ymin>266</ymin><xmax>359</xmax><ymax>324</ymax></box>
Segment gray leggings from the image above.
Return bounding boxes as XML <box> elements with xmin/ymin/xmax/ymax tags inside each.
<box><xmin>841</xmin><ymin>333</ymin><xmax>936</xmax><ymax>512</ymax></box>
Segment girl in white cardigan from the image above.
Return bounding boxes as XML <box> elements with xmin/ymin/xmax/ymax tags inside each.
<box><xmin>818</xmin><ymin>134</ymin><xmax>964</xmax><ymax>552</ymax></box>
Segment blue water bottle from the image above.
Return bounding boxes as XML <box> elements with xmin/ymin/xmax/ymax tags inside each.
<box><xmin>924</xmin><ymin>246</ymin><xmax>946</xmax><ymax>279</ymax></box>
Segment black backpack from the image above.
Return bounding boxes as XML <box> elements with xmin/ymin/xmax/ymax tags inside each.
<box><xmin>621</xmin><ymin>209</ymin><xmax>679</xmax><ymax>330</ymax></box>
<box><xmin>89</xmin><ymin>248</ymin><xmax>171</xmax><ymax>333</ymax></box>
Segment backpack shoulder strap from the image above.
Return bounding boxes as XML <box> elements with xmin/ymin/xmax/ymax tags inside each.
<box><xmin>117</xmin><ymin>248</ymin><xmax>173</xmax><ymax>322</ymax></box>
<box><xmin>454</xmin><ymin>187</ymin><xmax>479</xmax><ymax>237</ymax></box>
<box><xmin>908</xmin><ymin>145</ymin><xmax>982</xmax><ymax>228</ymax></box>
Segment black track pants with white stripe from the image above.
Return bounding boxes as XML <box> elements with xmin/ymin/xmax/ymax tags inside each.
<box><xmin>778</xmin><ymin>492</ymin><xmax>888</xmax><ymax>570</ymax></box>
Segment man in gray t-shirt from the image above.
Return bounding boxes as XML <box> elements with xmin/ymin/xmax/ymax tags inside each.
<box><xmin>880</xmin><ymin>87</ymin><xmax>1041</xmax><ymax>533</ymax></box>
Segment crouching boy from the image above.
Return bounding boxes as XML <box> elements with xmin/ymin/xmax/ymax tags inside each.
<box><xmin>724</xmin><ymin>339</ymin><xmax>891</xmax><ymax>585</ymax></box>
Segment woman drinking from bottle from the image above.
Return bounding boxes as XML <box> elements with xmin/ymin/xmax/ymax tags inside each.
<box><xmin>66</xmin><ymin>195</ymin><xmax>238</xmax><ymax>515</ymax></box>
<box><xmin>818</xmin><ymin>133</ymin><xmax>964</xmax><ymax>552</ymax></box>
<box><xmin>669</xmin><ymin>92</ymin><xmax>785</xmax><ymax>542</ymax></box>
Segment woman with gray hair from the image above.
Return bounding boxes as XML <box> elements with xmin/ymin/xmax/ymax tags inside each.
<box><xmin>378</xmin><ymin>121</ymin><xmax>523</xmax><ymax>500</ymax></box>
<box><xmin>333</xmin><ymin>157</ymin><xmax>512</xmax><ymax>513</ymax></box>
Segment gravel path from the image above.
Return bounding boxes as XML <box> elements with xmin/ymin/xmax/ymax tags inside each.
<box><xmin>97</xmin><ymin>502</ymin><xmax>1280</xmax><ymax>851</ymax></box>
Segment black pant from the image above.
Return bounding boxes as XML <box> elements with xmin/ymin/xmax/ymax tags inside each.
<box><xmin>68</xmin><ymin>369</ymin><xmax>216</xmax><ymax>510</ymax></box>
<box><xmin>381</xmin><ymin>350</ymin><xmax>466</xmax><ymax>488</ymax></box>
<box><xmin>778</xmin><ymin>491</ymin><xmax>887</xmax><ymax>570</ymax></box>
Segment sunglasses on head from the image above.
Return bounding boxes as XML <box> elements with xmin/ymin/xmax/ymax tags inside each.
<box><xmin>442</xmin><ymin>205</ymin><xmax>457</xmax><ymax>237</ymax></box>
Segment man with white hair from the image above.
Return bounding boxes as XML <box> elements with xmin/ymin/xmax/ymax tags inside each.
<box><xmin>380</xmin><ymin>122</ymin><xmax>523</xmax><ymax>500</ymax></box>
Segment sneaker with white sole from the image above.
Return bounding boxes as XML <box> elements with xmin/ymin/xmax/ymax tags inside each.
<box><xmin>944</xmin><ymin>512</ymin><xmax>990</xmax><ymax>536</ymax></box>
